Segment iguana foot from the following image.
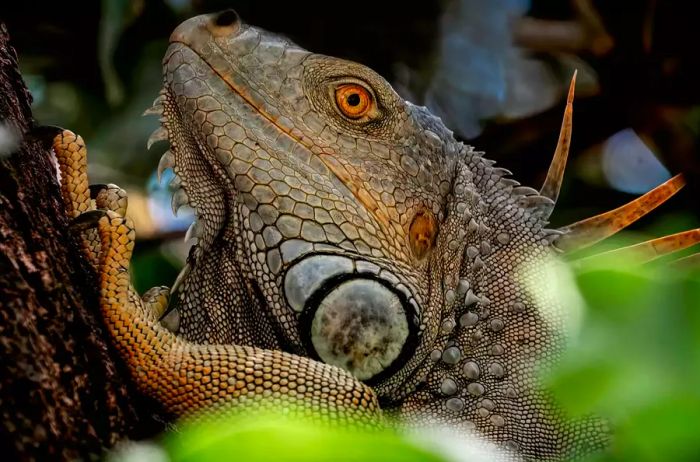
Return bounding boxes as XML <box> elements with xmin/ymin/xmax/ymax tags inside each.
<box><xmin>53</xmin><ymin>130</ymin><xmax>171</xmax><ymax>315</ymax></box>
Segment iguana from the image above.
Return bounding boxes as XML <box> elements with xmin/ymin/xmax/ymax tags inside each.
<box><xmin>49</xmin><ymin>9</ymin><xmax>699</xmax><ymax>461</ymax></box>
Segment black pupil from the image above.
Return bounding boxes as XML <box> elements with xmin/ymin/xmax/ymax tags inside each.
<box><xmin>347</xmin><ymin>93</ymin><xmax>361</xmax><ymax>107</ymax></box>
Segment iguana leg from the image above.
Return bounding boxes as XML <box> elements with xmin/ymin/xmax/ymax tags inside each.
<box><xmin>84</xmin><ymin>209</ymin><xmax>379</xmax><ymax>424</ymax></box>
<box><xmin>53</xmin><ymin>131</ymin><xmax>171</xmax><ymax>317</ymax></box>
<box><xmin>53</xmin><ymin>130</ymin><xmax>381</xmax><ymax>424</ymax></box>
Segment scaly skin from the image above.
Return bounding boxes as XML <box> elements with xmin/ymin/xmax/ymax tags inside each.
<box><xmin>53</xmin><ymin>10</ymin><xmax>636</xmax><ymax>461</ymax></box>
<box><xmin>56</xmin><ymin>132</ymin><xmax>380</xmax><ymax>427</ymax></box>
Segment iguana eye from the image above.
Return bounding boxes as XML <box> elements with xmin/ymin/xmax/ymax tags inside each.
<box><xmin>335</xmin><ymin>84</ymin><xmax>372</xmax><ymax>119</ymax></box>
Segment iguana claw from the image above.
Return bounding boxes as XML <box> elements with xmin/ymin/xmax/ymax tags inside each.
<box><xmin>29</xmin><ymin>124</ymin><xmax>64</xmax><ymax>148</ymax></box>
<box><xmin>70</xmin><ymin>209</ymin><xmax>108</xmax><ymax>231</ymax></box>
<box><xmin>88</xmin><ymin>184</ymin><xmax>108</xmax><ymax>198</ymax></box>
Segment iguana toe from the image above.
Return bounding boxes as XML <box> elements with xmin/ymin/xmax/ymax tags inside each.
<box><xmin>141</xmin><ymin>285</ymin><xmax>172</xmax><ymax>320</ymax></box>
<box><xmin>90</xmin><ymin>183</ymin><xmax>129</xmax><ymax>216</ymax></box>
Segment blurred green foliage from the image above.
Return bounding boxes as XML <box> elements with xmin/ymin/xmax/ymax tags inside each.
<box><xmin>131</xmin><ymin>247</ymin><xmax>181</xmax><ymax>295</ymax></box>
<box><xmin>548</xmin><ymin>251</ymin><xmax>700</xmax><ymax>461</ymax></box>
<box><xmin>164</xmin><ymin>413</ymin><xmax>445</xmax><ymax>462</ymax></box>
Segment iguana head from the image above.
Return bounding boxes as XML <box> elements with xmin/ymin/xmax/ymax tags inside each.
<box><xmin>161</xmin><ymin>9</ymin><xmax>474</xmax><ymax>390</ymax></box>
<box><xmin>150</xmin><ymin>9</ymin><xmax>691</xmax><ymax>456</ymax></box>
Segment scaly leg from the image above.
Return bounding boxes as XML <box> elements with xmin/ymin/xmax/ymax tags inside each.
<box><xmin>52</xmin><ymin>129</ymin><xmax>380</xmax><ymax>425</ymax></box>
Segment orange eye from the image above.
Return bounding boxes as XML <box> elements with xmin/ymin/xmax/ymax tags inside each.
<box><xmin>335</xmin><ymin>84</ymin><xmax>372</xmax><ymax>119</ymax></box>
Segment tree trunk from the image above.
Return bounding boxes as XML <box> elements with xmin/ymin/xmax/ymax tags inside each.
<box><xmin>0</xmin><ymin>23</ymin><xmax>160</xmax><ymax>461</ymax></box>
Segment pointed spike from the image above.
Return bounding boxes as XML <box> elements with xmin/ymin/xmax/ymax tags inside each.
<box><xmin>142</xmin><ymin>105</ymin><xmax>163</xmax><ymax>117</ymax></box>
<box><xmin>493</xmin><ymin>167</ymin><xmax>513</xmax><ymax>177</ymax></box>
<box><xmin>555</xmin><ymin>174</ymin><xmax>686</xmax><ymax>252</ymax></box>
<box><xmin>456</xmin><ymin>278</ymin><xmax>470</xmax><ymax>296</ymax></box>
<box><xmin>500</xmin><ymin>178</ymin><xmax>520</xmax><ymax>188</ymax></box>
<box><xmin>171</xmin><ymin>188</ymin><xmax>189</xmax><ymax>216</ymax></box>
<box><xmin>473</xmin><ymin>256</ymin><xmax>485</xmax><ymax>271</ymax></box>
<box><xmin>581</xmin><ymin>228</ymin><xmax>700</xmax><ymax>265</ymax></box>
<box><xmin>670</xmin><ymin>252</ymin><xmax>700</xmax><ymax>269</ymax></box>
<box><xmin>478</xmin><ymin>223</ymin><xmax>491</xmax><ymax>235</ymax></box>
<box><xmin>144</xmin><ymin>95</ymin><xmax>164</xmax><ymax>117</ymax></box>
<box><xmin>147</xmin><ymin>126</ymin><xmax>168</xmax><ymax>150</ymax></box>
<box><xmin>543</xmin><ymin>228</ymin><xmax>565</xmax><ymax>245</ymax></box>
<box><xmin>157</xmin><ymin>150</ymin><xmax>175</xmax><ymax>184</ymax></box>
<box><xmin>464</xmin><ymin>289</ymin><xmax>480</xmax><ymax>307</ymax></box>
<box><xmin>539</xmin><ymin>71</ymin><xmax>576</xmax><ymax>212</ymax></box>
<box><xmin>513</xmin><ymin>186</ymin><xmax>539</xmax><ymax>197</ymax></box>
<box><xmin>519</xmin><ymin>195</ymin><xmax>556</xmax><ymax>210</ymax></box>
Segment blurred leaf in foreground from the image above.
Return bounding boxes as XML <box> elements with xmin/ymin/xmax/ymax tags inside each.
<box><xmin>163</xmin><ymin>412</ymin><xmax>446</xmax><ymax>462</ymax></box>
<box><xmin>547</xmin><ymin>245</ymin><xmax>700</xmax><ymax>462</ymax></box>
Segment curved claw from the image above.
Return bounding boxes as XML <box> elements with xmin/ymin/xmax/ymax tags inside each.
<box><xmin>88</xmin><ymin>184</ymin><xmax>109</xmax><ymax>199</ymax></box>
<box><xmin>70</xmin><ymin>209</ymin><xmax>108</xmax><ymax>232</ymax></box>
<box><xmin>30</xmin><ymin>124</ymin><xmax>65</xmax><ymax>148</ymax></box>
<box><xmin>147</xmin><ymin>126</ymin><xmax>169</xmax><ymax>150</ymax></box>
<box><xmin>159</xmin><ymin>305</ymin><xmax>180</xmax><ymax>333</ymax></box>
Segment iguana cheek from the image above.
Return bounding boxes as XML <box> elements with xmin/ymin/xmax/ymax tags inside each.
<box><xmin>283</xmin><ymin>254</ymin><xmax>421</xmax><ymax>382</ymax></box>
<box><xmin>310</xmin><ymin>279</ymin><xmax>408</xmax><ymax>381</ymax></box>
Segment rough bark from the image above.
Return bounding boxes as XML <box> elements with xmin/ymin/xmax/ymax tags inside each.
<box><xmin>0</xmin><ymin>23</ymin><xmax>156</xmax><ymax>461</ymax></box>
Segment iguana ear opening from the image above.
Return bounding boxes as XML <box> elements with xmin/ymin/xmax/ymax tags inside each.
<box><xmin>409</xmin><ymin>209</ymin><xmax>437</xmax><ymax>261</ymax></box>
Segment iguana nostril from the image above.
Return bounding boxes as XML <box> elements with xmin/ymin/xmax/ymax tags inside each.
<box><xmin>214</xmin><ymin>9</ymin><xmax>239</xmax><ymax>27</ymax></box>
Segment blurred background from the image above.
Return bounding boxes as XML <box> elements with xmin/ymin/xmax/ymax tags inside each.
<box><xmin>3</xmin><ymin>2</ymin><xmax>700</xmax><ymax>460</ymax></box>
<box><xmin>4</xmin><ymin>0</ymin><xmax>699</xmax><ymax>291</ymax></box>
